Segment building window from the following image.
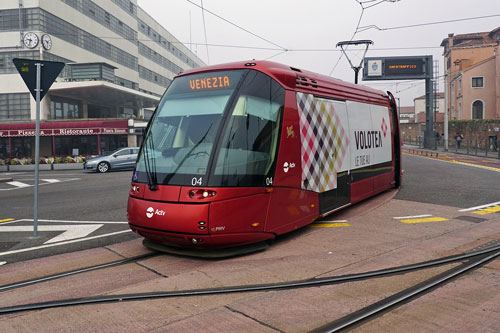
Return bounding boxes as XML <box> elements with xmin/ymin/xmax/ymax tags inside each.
<box><xmin>471</xmin><ymin>77</ymin><xmax>484</xmax><ymax>88</ymax></box>
<box><xmin>50</xmin><ymin>97</ymin><xmax>82</xmax><ymax>119</ymax></box>
<box><xmin>472</xmin><ymin>100</ymin><xmax>483</xmax><ymax>119</ymax></box>
<box><xmin>0</xmin><ymin>93</ymin><xmax>30</xmax><ymax>120</ymax></box>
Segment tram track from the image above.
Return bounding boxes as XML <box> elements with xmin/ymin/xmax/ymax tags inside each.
<box><xmin>0</xmin><ymin>252</ymin><xmax>159</xmax><ymax>293</ymax></box>
<box><xmin>1</xmin><ymin>243</ymin><xmax>498</xmax><ymax>318</ymax></box>
<box><xmin>311</xmin><ymin>249</ymin><xmax>499</xmax><ymax>332</ymax></box>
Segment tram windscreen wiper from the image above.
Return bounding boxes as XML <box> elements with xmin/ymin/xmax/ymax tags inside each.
<box><xmin>143</xmin><ymin>132</ymin><xmax>158</xmax><ymax>191</ymax></box>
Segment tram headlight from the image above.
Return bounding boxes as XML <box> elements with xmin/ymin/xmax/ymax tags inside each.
<box><xmin>189</xmin><ymin>189</ymin><xmax>216</xmax><ymax>199</ymax></box>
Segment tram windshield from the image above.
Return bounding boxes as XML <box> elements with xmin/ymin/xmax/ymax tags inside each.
<box><xmin>135</xmin><ymin>69</ymin><xmax>285</xmax><ymax>187</ymax></box>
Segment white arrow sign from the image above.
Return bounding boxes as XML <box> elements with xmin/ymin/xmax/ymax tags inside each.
<box><xmin>0</xmin><ymin>224</ymin><xmax>103</xmax><ymax>244</ymax></box>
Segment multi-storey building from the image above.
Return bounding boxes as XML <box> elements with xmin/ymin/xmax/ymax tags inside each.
<box><xmin>0</xmin><ymin>0</ymin><xmax>204</xmax><ymax>159</ymax></box>
<box><xmin>441</xmin><ymin>27</ymin><xmax>500</xmax><ymax>120</ymax></box>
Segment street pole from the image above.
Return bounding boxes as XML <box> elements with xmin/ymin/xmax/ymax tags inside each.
<box><xmin>444</xmin><ymin>70</ymin><xmax>449</xmax><ymax>151</ymax></box>
<box><xmin>33</xmin><ymin>62</ymin><xmax>42</xmax><ymax>237</ymax></box>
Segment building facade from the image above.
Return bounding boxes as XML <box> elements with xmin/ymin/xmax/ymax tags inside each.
<box><xmin>0</xmin><ymin>0</ymin><xmax>204</xmax><ymax>160</ymax></box>
<box><xmin>441</xmin><ymin>27</ymin><xmax>500</xmax><ymax>120</ymax></box>
<box><xmin>398</xmin><ymin>106</ymin><xmax>415</xmax><ymax>123</ymax></box>
<box><xmin>413</xmin><ymin>92</ymin><xmax>445</xmax><ymax>123</ymax></box>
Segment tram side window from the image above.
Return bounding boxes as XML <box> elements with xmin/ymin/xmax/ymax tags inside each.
<box><xmin>214</xmin><ymin>71</ymin><xmax>285</xmax><ymax>183</ymax></box>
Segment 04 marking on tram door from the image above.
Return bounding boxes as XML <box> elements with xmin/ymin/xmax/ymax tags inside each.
<box><xmin>394</xmin><ymin>214</ymin><xmax>449</xmax><ymax>224</ymax></box>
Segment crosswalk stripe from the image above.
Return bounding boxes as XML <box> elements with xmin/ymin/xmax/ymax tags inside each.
<box><xmin>41</xmin><ymin>179</ymin><xmax>61</xmax><ymax>183</ymax></box>
<box><xmin>6</xmin><ymin>181</ymin><xmax>30</xmax><ymax>188</ymax></box>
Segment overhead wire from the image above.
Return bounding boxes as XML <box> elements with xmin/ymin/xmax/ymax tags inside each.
<box><xmin>328</xmin><ymin>0</ymin><xmax>396</xmax><ymax>76</ymax></box>
<box><xmin>358</xmin><ymin>13</ymin><xmax>500</xmax><ymax>32</ymax></box>
<box><xmin>199</xmin><ymin>0</ymin><xmax>210</xmax><ymax>64</ymax></box>
<box><xmin>185</xmin><ymin>0</ymin><xmax>287</xmax><ymax>51</ymax></box>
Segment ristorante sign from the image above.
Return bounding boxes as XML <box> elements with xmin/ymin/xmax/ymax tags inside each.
<box><xmin>0</xmin><ymin>127</ymin><xmax>128</xmax><ymax>137</ymax></box>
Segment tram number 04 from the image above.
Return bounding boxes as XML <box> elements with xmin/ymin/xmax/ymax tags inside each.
<box><xmin>266</xmin><ymin>177</ymin><xmax>273</xmax><ymax>186</ymax></box>
<box><xmin>191</xmin><ymin>177</ymin><xmax>203</xmax><ymax>186</ymax></box>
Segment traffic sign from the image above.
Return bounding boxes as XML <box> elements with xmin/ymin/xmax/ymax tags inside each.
<box><xmin>12</xmin><ymin>58</ymin><xmax>65</xmax><ymax>100</ymax></box>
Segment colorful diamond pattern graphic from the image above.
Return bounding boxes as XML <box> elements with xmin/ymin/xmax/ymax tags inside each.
<box><xmin>296</xmin><ymin>92</ymin><xmax>349</xmax><ymax>193</ymax></box>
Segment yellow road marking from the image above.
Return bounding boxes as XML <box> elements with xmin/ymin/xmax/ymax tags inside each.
<box><xmin>310</xmin><ymin>222</ymin><xmax>351</xmax><ymax>228</ymax></box>
<box><xmin>472</xmin><ymin>206</ymin><xmax>500</xmax><ymax>215</ymax></box>
<box><xmin>0</xmin><ymin>218</ymin><xmax>14</xmax><ymax>223</ymax></box>
<box><xmin>403</xmin><ymin>151</ymin><xmax>500</xmax><ymax>172</ymax></box>
<box><xmin>399</xmin><ymin>217</ymin><xmax>448</xmax><ymax>224</ymax></box>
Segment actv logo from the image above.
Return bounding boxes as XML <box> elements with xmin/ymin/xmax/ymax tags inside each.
<box><xmin>146</xmin><ymin>207</ymin><xmax>165</xmax><ymax>219</ymax></box>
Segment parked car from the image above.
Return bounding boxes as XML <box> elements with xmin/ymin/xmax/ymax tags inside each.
<box><xmin>83</xmin><ymin>147</ymin><xmax>139</xmax><ymax>173</ymax></box>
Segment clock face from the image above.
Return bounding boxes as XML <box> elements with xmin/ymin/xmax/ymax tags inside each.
<box><xmin>42</xmin><ymin>34</ymin><xmax>52</xmax><ymax>50</ymax></box>
<box><xmin>23</xmin><ymin>32</ymin><xmax>39</xmax><ymax>49</ymax></box>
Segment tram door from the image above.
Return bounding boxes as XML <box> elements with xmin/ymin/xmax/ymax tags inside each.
<box><xmin>296</xmin><ymin>93</ymin><xmax>351</xmax><ymax>216</ymax></box>
<box><xmin>316</xmin><ymin>100</ymin><xmax>351</xmax><ymax>214</ymax></box>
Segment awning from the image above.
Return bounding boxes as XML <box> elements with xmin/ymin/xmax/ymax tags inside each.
<box><xmin>50</xmin><ymin>80</ymin><xmax>160</xmax><ymax>109</ymax></box>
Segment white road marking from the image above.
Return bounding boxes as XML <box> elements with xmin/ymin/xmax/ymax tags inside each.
<box><xmin>6</xmin><ymin>181</ymin><xmax>30</xmax><ymax>188</ymax></box>
<box><xmin>0</xmin><ymin>261</ymin><xmax>6</xmax><ymax>266</ymax></box>
<box><xmin>313</xmin><ymin>219</ymin><xmax>348</xmax><ymax>223</ymax></box>
<box><xmin>0</xmin><ymin>230</ymin><xmax>132</xmax><ymax>257</ymax></box>
<box><xmin>0</xmin><ymin>178</ymin><xmax>80</xmax><ymax>191</ymax></box>
<box><xmin>458</xmin><ymin>201</ymin><xmax>500</xmax><ymax>212</ymax></box>
<box><xmin>41</xmin><ymin>179</ymin><xmax>61</xmax><ymax>183</ymax></box>
<box><xmin>393</xmin><ymin>214</ymin><xmax>432</xmax><ymax>220</ymax></box>
<box><xmin>0</xmin><ymin>224</ymin><xmax>103</xmax><ymax>244</ymax></box>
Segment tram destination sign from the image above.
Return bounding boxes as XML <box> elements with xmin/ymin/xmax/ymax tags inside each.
<box><xmin>362</xmin><ymin>56</ymin><xmax>430</xmax><ymax>80</ymax></box>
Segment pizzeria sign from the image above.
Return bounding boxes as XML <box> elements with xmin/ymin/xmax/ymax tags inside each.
<box><xmin>0</xmin><ymin>127</ymin><xmax>128</xmax><ymax>138</ymax></box>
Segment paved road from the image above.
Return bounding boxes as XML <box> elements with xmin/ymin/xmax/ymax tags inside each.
<box><xmin>0</xmin><ymin>169</ymin><xmax>139</xmax><ymax>263</ymax></box>
<box><xmin>397</xmin><ymin>152</ymin><xmax>500</xmax><ymax>209</ymax></box>
<box><xmin>1</xmin><ymin>151</ymin><xmax>498</xmax><ymax>264</ymax></box>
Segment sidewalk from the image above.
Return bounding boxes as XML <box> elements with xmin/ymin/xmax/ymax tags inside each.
<box><xmin>403</xmin><ymin>144</ymin><xmax>500</xmax><ymax>169</ymax></box>
<box><xmin>403</xmin><ymin>141</ymin><xmax>500</xmax><ymax>160</ymax></box>
<box><xmin>0</xmin><ymin>163</ymin><xmax>83</xmax><ymax>173</ymax></box>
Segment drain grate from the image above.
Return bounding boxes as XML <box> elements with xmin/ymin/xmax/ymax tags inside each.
<box><xmin>455</xmin><ymin>215</ymin><xmax>487</xmax><ymax>223</ymax></box>
<box><xmin>0</xmin><ymin>242</ymin><xmax>20</xmax><ymax>251</ymax></box>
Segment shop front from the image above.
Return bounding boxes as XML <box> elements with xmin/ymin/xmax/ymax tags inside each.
<box><xmin>0</xmin><ymin>120</ymin><xmax>131</xmax><ymax>160</ymax></box>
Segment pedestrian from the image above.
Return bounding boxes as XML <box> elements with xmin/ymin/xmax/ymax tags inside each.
<box><xmin>455</xmin><ymin>133</ymin><xmax>463</xmax><ymax>149</ymax></box>
<box><xmin>436</xmin><ymin>132</ymin><xmax>441</xmax><ymax>146</ymax></box>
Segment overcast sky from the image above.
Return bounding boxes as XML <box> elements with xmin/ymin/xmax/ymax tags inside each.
<box><xmin>137</xmin><ymin>0</ymin><xmax>500</xmax><ymax>106</ymax></box>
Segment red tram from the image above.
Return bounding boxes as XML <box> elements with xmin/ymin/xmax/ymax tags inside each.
<box><xmin>127</xmin><ymin>61</ymin><xmax>401</xmax><ymax>254</ymax></box>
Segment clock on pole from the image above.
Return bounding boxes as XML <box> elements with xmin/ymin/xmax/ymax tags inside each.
<box><xmin>23</xmin><ymin>32</ymin><xmax>39</xmax><ymax>48</ymax></box>
<box><xmin>42</xmin><ymin>34</ymin><xmax>52</xmax><ymax>50</ymax></box>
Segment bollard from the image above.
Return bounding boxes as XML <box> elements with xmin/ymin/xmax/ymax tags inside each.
<box><xmin>475</xmin><ymin>139</ymin><xmax>478</xmax><ymax>156</ymax></box>
<box><xmin>485</xmin><ymin>139</ymin><xmax>488</xmax><ymax>157</ymax></box>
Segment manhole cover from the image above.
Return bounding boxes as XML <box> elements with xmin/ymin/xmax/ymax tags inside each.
<box><xmin>455</xmin><ymin>215</ymin><xmax>487</xmax><ymax>223</ymax></box>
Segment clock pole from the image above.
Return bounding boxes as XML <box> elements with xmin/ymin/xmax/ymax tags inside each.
<box><xmin>33</xmin><ymin>62</ymin><xmax>42</xmax><ymax>236</ymax></box>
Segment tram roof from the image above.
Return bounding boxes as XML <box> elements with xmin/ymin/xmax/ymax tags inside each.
<box><xmin>179</xmin><ymin>60</ymin><xmax>390</xmax><ymax>106</ymax></box>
